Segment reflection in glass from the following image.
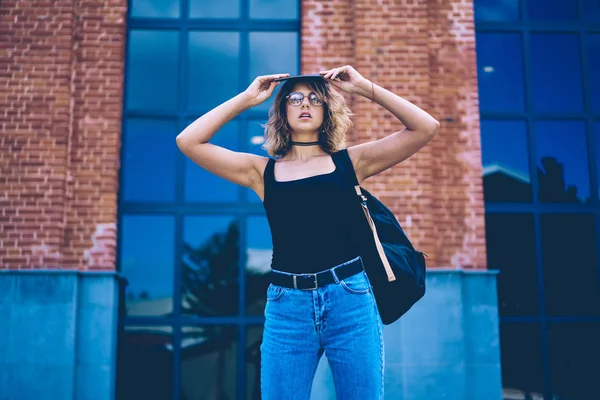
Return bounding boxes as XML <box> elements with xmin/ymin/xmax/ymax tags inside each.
<box><xmin>249</xmin><ymin>32</ymin><xmax>299</xmax><ymax>111</ymax></box>
<box><xmin>185</xmin><ymin>121</ymin><xmax>240</xmax><ymax>202</ymax></box>
<box><xmin>126</xmin><ymin>30</ymin><xmax>179</xmax><ymax>112</ymax></box>
<box><xmin>541</xmin><ymin>214</ymin><xmax>600</xmax><ymax>317</ymax></box>
<box><xmin>181</xmin><ymin>325</ymin><xmax>237</xmax><ymax>400</ymax></box>
<box><xmin>123</xmin><ymin>119</ymin><xmax>178</xmax><ymax>202</ymax></box>
<box><xmin>530</xmin><ymin>34</ymin><xmax>583</xmax><ymax>113</ymax></box>
<box><xmin>246</xmin><ymin>119</ymin><xmax>270</xmax><ymax>203</ymax></box>
<box><xmin>246</xmin><ymin>326</ymin><xmax>264</xmax><ymax>400</ymax></box>
<box><xmin>188</xmin><ymin>31</ymin><xmax>240</xmax><ymax>112</ymax></box>
<box><xmin>548</xmin><ymin>323</ymin><xmax>600</xmax><ymax>399</ymax></box>
<box><xmin>583</xmin><ymin>0</ymin><xmax>600</xmax><ymax>21</ymax></box>
<box><xmin>131</xmin><ymin>0</ymin><xmax>179</xmax><ymax>18</ymax></box>
<box><xmin>182</xmin><ymin>216</ymin><xmax>240</xmax><ymax>316</ymax></box>
<box><xmin>121</xmin><ymin>216</ymin><xmax>174</xmax><ymax>317</ymax></box>
<box><xmin>246</xmin><ymin>216</ymin><xmax>273</xmax><ymax>315</ymax></box>
<box><xmin>499</xmin><ymin>323</ymin><xmax>544</xmax><ymax>400</ymax></box>
<box><xmin>476</xmin><ymin>33</ymin><xmax>525</xmax><ymax>112</ymax></box>
<box><xmin>588</xmin><ymin>35</ymin><xmax>600</xmax><ymax>113</ymax></box>
<box><xmin>527</xmin><ymin>0</ymin><xmax>578</xmax><ymax>20</ymax></box>
<box><xmin>190</xmin><ymin>0</ymin><xmax>239</xmax><ymax>18</ymax></box>
<box><xmin>250</xmin><ymin>0</ymin><xmax>299</xmax><ymax>20</ymax></box>
<box><xmin>486</xmin><ymin>214</ymin><xmax>538</xmax><ymax>316</ymax></box>
<box><xmin>535</xmin><ymin>121</ymin><xmax>589</xmax><ymax>203</ymax></box>
<box><xmin>474</xmin><ymin>0</ymin><xmax>520</xmax><ymax>21</ymax></box>
<box><xmin>481</xmin><ymin>120</ymin><xmax>531</xmax><ymax>202</ymax></box>
<box><xmin>117</xmin><ymin>325</ymin><xmax>174</xmax><ymax>399</ymax></box>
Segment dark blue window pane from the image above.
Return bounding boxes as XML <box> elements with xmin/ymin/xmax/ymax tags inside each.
<box><xmin>596</xmin><ymin>122</ymin><xmax>600</xmax><ymax>199</ymax></box>
<box><xmin>188</xmin><ymin>32</ymin><xmax>240</xmax><ymax>112</ymax></box>
<box><xmin>247</xmin><ymin>326</ymin><xmax>264</xmax><ymax>395</ymax></box>
<box><xmin>184</xmin><ymin>121</ymin><xmax>240</xmax><ymax>202</ymax></box>
<box><xmin>474</xmin><ymin>0</ymin><xmax>520</xmax><ymax>21</ymax></box>
<box><xmin>250</xmin><ymin>0</ymin><xmax>299</xmax><ymax>19</ymax></box>
<box><xmin>118</xmin><ymin>326</ymin><xmax>173</xmax><ymax>399</ymax></box>
<box><xmin>246</xmin><ymin>119</ymin><xmax>269</xmax><ymax>203</ymax></box>
<box><xmin>131</xmin><ymin>0</ymin><xmax>179</xmax><ymax>18</ymax></box>
<box><xmin>588</xmin><ymin>35</ymin><xmax>600</xmax><ymax>113</ymax></box>
<box><xmin>499</xmin><ymin>324</ymin><xmax>545</xmax><ymax>399</ymax></box>
<box><xmin>182</xmin><ymin>216</ymin><xmax>239</xmax><ymax>316</ymax></box>
<box><xmin>181</xmin><ymin>326</ymin><xmax>237</xmax><ymax>398</ymax></box>
<box><xmin>535</xmin><ymin>121</ymin><xmax>589</xmax><ymax>203</ymax></box>
<box><xmin>123</xmin><ymin>119</ymin><xmax>177</xmax><ymax>202</ymax></box>
<box><xmin>476</xmin><ymin>33</ymin><xmax>525</xmax><ymax>112</ymax></box>
<box><xmin>531</xmin><ymin>34</ymin><xmax>583</xmax><ymax>113</ymax></box>
<box><xmin>527</xmin><ymin>0</ymin><xmax>578</xmax><ymax>20</ymax></box>
<box><xmin>249</xmin><ymin>32</ymin><xmax>299</xmax><ymax>112</ymax></box>
<box><xmin>189</xmin><ymin>0</ymin><xmax>239</xmax><ymax>18</ymax></box>
<box><xmin>542</xmin><ymin>214</ymin><xmax>600</xmax><ymax>316</ymax></box>
<box><xmin>583</xmin><ymin>0</ymin><xmax>600</xmax><ymax>21</ymax></box>
<box><xmin>481</xmin><ymin>120</ymin><xmax>531</xmax><ymax>202</ymax></box>
<box><xmin>120</xmin><ymin>216</ymin><xmax>175</xmax><ymax>317</ymax></box>
<box><xmin>246</xmin><ymin>216</ymin><xmax>272</xmax><ymax>315</ymax></box>
<box><xmin>548</xmin><ymin>323</ymin><xmax>600</xmax><ymax>399</ymax></box>
<box><xmin>486</xmin><ymin>214</ymin><xmax>538</xmax><ymax>316</ymax></box>
<box><xmin>126</xmin><ymin>30</ymin><xmax>179</xmax><ymax>112</ymax></box>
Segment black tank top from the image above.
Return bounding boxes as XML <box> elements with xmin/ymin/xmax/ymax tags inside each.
<box><xmin>262</xmin><ymin>155</ymin><xmax>361</xmax><ymax>274</ymax></box>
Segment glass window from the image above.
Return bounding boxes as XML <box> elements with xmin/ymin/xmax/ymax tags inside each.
<box><xmin>189</xmin><ymin>0</ymin><xmax>240</xmax><ymax>18</ymax></box>
<box><xmin>182</xmin><ymin>216</ymin><xmax>239</xmax><ymax>317</ymax></box>
<box><xmin>246</xmin><ymin>326</ymin><xmax>264</xmax><ymax>400</ymax></box>
<box><xmin>486</xmin><ymin>214</ymin><xmax>538</xmax><ymax>316</ymax></box>
<box><xmin>123</xmin><ymin>119</ymin><xmax>178</xmax><ymax>202</ymax></box>
<box><xmin>474</xmin><ymin>0</ymin><xmax>520</xmax><ymax>21</ymax></box>
<box><xmin>117</xmin><ymin>325</ymin><xmax>173</xmax><ymax>399</ymax></box>
<box><xmin>246</xmin><ymin>119</ymin><xmax>270</xmax><ymax>203</ymax></box>
<box><xmin>535</xmin><ymin>121</ymin><xmax>589</xmax><ymax>203</ymax></box>
<box><xmin>131</xmin><ymin>0</ymin><xmax>180</xmax><ymax>18</ymax></box>
<box><xmin>541</xmin><ymin>214</ymin><xmax>600</xmax><ymax>317</ymax></box>
<box><xmin>246</xmin><ymin>216</ymin><xmax>272</xmax><ymax>315</ymax></box>
<box><xmin>250</xmin><ymin>0</ymin><xmax>299</xmax><ymax>20</ymax></box>
<box><xmin>476</xmin><ymin>33</ymin><xmax>525</xmax><ymax>113</ymax></box>
<box><xmin>596</xmin><ymin>122</ymin><xmax>600</xmax><ymax>200</ymax></box>
<box><xmin>120</xmin><ymin>216</ymin><xmax>175</xmax><ymax>317</ymax></box>
<box><xmin>184</xmin><ymin>120</ymin><xmax>240</xmax><ymax>203</ymax></box>
<box><xmin>527</xmin><ymin>0</ymin><xmax>578</xmax><ymax>21</ymax></box>
<box><xmin>180</xmin><ymin>325</ymin><xmax>237</xmax><ymax>400</ymax></box>
<box><xmin>126</xmin><ymin>30</ymin><xmax>179</xmax><ymax>112</ymax></box>
<box><xmin>548</xmin><ymin>323</ymin><xmax>600</xmax><ymax>399</ymax></box>
<box><xmin>530</xmin><ymin>34</ymin><xmax>583</xmax><ymax>113</ymax></box>
<box><xmin>499</xmin><ymin>323</ymin><xmax>545</xmax><ymax>400</ymax></box>
<box><xmin>249</xmin><ymin>32</ymin><xmax>299</xmax><ymax>112</ymax></box>
<box><xmin>588</xmin><ymin>35</ymin><xmax>600</xmax><ymax>113</ymax></box>
<box><xmin>583</xmin><ymin>0</ymin><xmax>600</xmax><ymax>21</ymax></box>
<box><xmin>188</xmin><ymin>31</ymin><xmax>240</xmax><ymax>112</ymax></box>
<box><xmin>481</xmin><ymin>120</ymin><xmax>531</xmax><ymax>202</ymax></box>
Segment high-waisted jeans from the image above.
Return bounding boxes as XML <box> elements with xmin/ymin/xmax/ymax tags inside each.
<box><xmin>260</xmin><ymin>256</ymin><xmax>384</xmax><ymax>400</ymax></box>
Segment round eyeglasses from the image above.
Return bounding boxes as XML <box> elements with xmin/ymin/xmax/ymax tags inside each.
<box><xmin>285</xmin><ymin>92</ymin><xmax>325</xmax><ymax>107</ymax></box>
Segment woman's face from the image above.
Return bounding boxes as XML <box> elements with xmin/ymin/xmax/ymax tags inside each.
<box><xmin>285</xmin><ymin>82</ymin><xmax>326</xmax><ymax>134</ymax></box>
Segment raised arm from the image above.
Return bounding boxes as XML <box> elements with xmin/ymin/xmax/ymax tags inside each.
<box><xmin>176</xmin><ymin>73</ymin><xmax>289</xmax><ymax>191</ymax></box>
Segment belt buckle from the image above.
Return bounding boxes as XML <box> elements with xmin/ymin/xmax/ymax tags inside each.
<box><xmin>293</xmin><ymin>273</ymin><xmax>318</xmax><ymax>290</ymax></box>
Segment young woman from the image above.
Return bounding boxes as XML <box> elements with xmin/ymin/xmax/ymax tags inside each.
<box><xmin>176</xmin><ymin>65</ymin><xmax>439</xmax><ymax>399</ymax></box>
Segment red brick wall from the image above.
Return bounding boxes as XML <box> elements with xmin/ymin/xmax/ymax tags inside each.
<box><xmin>1</xmin><ymin>0</ymin><xmax>126</xmax><ymax>270</ymax></box>
<box><xmin>302</xmin><ymin>0</ymin><xmax>487</xmax><ymax>269</ymax></box>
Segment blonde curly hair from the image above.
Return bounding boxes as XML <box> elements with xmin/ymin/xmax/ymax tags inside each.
<box><xmin>262</xmin><ymin>78</ymin><xmax>354</xmax><ymax>158</ymax></box>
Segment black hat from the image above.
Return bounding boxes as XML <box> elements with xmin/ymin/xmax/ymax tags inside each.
<box><xmin>273</xmin><ymin>74</ymin><xmax>325</xmax><ymax>83</ymax></box>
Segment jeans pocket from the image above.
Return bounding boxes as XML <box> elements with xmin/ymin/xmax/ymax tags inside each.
<box><xmin>340</xmin><ymin>271</ymin><xmax>371</xmax><ymax>295</ymax></box>
<box><xmin>266</xmin><ymin>284</ymin><xmax>287</xmax><ymax>302</ymax></box>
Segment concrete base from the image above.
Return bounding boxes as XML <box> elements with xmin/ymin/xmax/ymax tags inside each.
<box><xmin>311</xmin><ymin>269</ymin><xmax>502</xmax><ymax>400</ymax></box>
<box><xmin>0</xmin><ymin>271</ymin><xmax>122</xmax><ymax>400</ymax></box>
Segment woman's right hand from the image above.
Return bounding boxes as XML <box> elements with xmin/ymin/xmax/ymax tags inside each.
<box><xmin>243</xmin><ymin>73</ymin><xmax>290</xmax><ymax>107</ymax></box>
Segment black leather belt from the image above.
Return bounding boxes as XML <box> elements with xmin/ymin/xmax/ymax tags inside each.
<box><xmin>270</xmin><ymin>257</ymin><xmax>364</xmax><ymax>290</ymax></box>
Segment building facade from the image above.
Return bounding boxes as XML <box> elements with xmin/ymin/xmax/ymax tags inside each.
<box><xmin>1</xmin><ymin>0</ymin><xmax>599</xmax><ymax>399</ymax></box>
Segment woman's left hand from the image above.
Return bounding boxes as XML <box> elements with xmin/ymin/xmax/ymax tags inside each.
<box><xmin>320</xmin><ymin>65</ymin><xmax>369</xmax><ymax>95</ymax></box>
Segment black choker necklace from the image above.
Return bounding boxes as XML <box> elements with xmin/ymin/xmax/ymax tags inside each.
<box><xmin>291</xmin><ymin>141</ymin><xmax>320</xmax><ymax>146</ymax></box>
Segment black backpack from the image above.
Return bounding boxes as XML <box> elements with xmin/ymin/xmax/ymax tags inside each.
<box><xmin>332</xmin><ymin>149</ymin><xmax>427</xmax><ymax>325</ymax></box>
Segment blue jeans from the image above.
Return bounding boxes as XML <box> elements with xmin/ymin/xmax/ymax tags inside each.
<box><xmin>261</xmin><ymin>256</ymin><xmax>384</xmax><ymax>400</ymax></box>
